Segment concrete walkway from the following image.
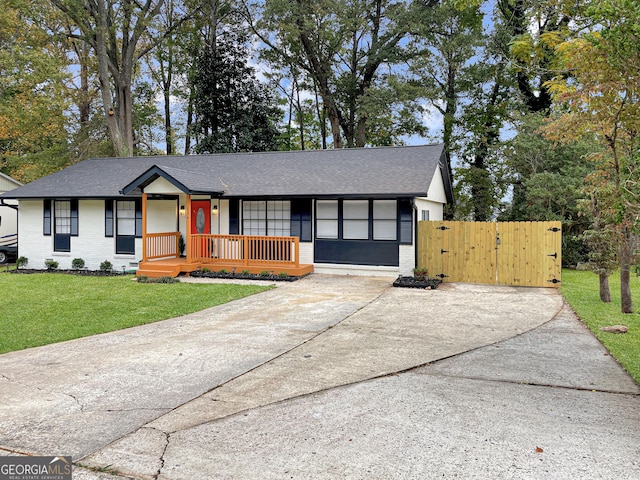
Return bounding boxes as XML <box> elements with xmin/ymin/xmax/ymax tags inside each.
<box><xmin>1</xmin><ymin>275</ymin><xmax>638</xmax><ymax>479</ymax></box>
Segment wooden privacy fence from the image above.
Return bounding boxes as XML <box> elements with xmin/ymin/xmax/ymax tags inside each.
<box><xmin>417</xmin><ymin>221</ymin><xmax>562</xmax><ymax>287</ymax></box>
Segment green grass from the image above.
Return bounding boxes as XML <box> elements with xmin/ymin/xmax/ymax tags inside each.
<box><xmin>0</xmin><ymin>273</ymin><xmax>271</xmax><ymax>354</ymax></box>
<box><xmin>561</xmin><ymin>269</ymin><xmax>640</xmax><ymax>383</ymax></box>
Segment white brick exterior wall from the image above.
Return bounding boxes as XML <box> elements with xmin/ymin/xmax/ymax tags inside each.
<box><xmin>399</xmin><ymin>244</ymin><xmax>416</xmax><ymax>276</ymax></box>
<box><xmin>18</xmin><ymin>199</ymin><xmax>141</xmax><ymax>271</ymax></box>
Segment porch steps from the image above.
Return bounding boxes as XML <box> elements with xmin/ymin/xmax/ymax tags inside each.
<box><xmin>136</xmin><ymin>262</ymin><xmax>181</xmax><ymax>279</ymax></box>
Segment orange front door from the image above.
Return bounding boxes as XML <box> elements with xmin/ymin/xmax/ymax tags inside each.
<box><xmin>191</xmin><ymin>200</ymin><xmax>211</xmax><ymax>258</ymax></box>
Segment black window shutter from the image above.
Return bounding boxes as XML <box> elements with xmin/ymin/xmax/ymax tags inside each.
<box><xmin>135</xmin><ymin>199</ymin><xmax>142</xmax><ymax>238</ymax></box>
<box><xmin>105</xmin><ymin>200</ymin><xmax>114</xmax><ymax>237</ymax></box>
<box><xmin>290</xmin><ymin>199</ymin><xmax>312</xmax><ymax>242</ymax></box>
<box><xmin>43</xmin><ymin>200</ymin><xmax>52</xmax><ymax>236</ymax></box>
<box><xmin>229</xmin><ymin>199</ymin><xmax>240</xmax><ymax>234</ymax></box>
<box><xmin>70</xmin><ymin>199</ymin><xmax>79</xmax><ymax>236</ymax></box>
<box><xmin>399</xmin><ymin>199</ymin><xmax>413</xmax><ymax>244</ymax></box>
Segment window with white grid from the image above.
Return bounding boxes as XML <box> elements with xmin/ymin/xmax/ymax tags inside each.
<box><xmin>54</xmin><ymin>201</ymin><xmax>71</xmax><ymax>234</ymax></box>
<box><xmin>267</xmin><ymin>200</ymin><xmax>291</xmax><ymax>236</ymax></box>
<box><xmin>117</xmin><ymin>201</ymin><xmax>136</xmax><ymax>236</ymax></box>
<box><xmin>242</xmin><ymin>201</ymin><xmax>291</xmax><ymax>236</ymax></box>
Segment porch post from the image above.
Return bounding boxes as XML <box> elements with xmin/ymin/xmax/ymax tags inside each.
<box><xmin>185</xmin><ymin>194</ymin><xmax>192</xmax><ymax>263</ymax></box>
<box><xmin>142</xmin><ymin>192</ymin><xmax>148</xmax><ymax>262</ymax></box>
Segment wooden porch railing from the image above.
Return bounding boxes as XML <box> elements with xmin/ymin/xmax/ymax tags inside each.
<box><xmin>190</xmin><ymin>234</ymin><xmax>300</xmax><ymax>267</ymax></box>
<box><xmin>145</xmin><ymin>232</ymin><xmax>180</xmax><ymax>260</ymax></box>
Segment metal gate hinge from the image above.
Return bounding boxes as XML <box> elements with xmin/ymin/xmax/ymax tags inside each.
<box><xmin>437</xmin><ymin>226</ymin><xmax>450</xmax><ymax>231</ymax></box>
<box><xmin>547</xmin><ymin>252</ymin><xmax>557</xmax><ymax>259</ymax></box>
<box><xmin>547</xmin><ymin>278</ymin><xmax>561</xmax><ymax>284</ymax></box>
<box><xmin>441</xmin><ymin>249</ymin><xmax>449</xmax><ymax>254</ymax></box>
<box><xmin>547</xmin><ymin>227</ymin><xmax>561</xmax><ymax>232</ymax></box>
<box><xmin>436</xmin><ymin>273</ymin><xmax>449</xmax><ymax>279</ymax></box>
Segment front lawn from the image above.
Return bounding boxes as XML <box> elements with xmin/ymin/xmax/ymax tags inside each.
<box><xmin>0</xmin><ymin>273</ymin><xmax>271</xmax><ymax>354</ymax></box>
<box><xmin>561</xmin><ymin>269</ymin><xmax>640</xmax><ymax>384</ymax></box>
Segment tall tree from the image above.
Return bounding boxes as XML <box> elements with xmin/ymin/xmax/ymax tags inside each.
<box><xmin>502</xmin><ymin>113</ymin><xmax>595</xmax><ymax>266</ymax></box>
<box><xmin>0</xmin><ymin>1</ymin><xmax>71</xmax><ymax>181</ymax></box>
<box><xmin>191</xmin><ymin>33</ymin><xmax>282</xmax><ymax>153</ymax></box>
<box><xmin>51</xmin><ymin>0</ymin><xmax>168</xmax><ymax>157</ymax></box>
<box><xmin>246</xmin><ymin>0</ymin><xmax>426</xmax><ymax>148</ymax></box>
<box><xmin>409</xmin><ymin>1</ymin><xmax>483</xmax><ymax>218</ymax></box>
<box><xmin>544</xmin><ymin>0</ymin><xmax>640</xmax><ymax>313</ymax></box>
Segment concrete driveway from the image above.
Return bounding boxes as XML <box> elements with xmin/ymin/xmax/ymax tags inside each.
<box><xmin>0</xmin><ymin>274</ymin><xmax>638</xmax><ymax>479</ymax></box>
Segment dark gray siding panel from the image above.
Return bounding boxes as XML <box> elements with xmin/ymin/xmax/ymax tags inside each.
<box><xmin>314</xmin><ymin>240</ymin><xmax>399</xmax><ymax>267</ymax></box>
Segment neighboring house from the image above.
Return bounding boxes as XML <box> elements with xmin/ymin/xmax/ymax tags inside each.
<box><xmin>0</xmin><ymin>172</ymin><xmax>22</xmax><ymax>263</ymax></box>
<box><xmin>0</xmin><ymin>144</ymin><xmax>453</xmax><ymax>277</ymax></box>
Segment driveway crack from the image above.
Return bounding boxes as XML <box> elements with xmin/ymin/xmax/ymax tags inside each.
<box><xmin>425</xmin><ymin>372</ymin><xmax>640</xmax><ymax>396</ymax></box>
<box><xmin>153</xmin><ymin>429</ymin><xmax>170</xmax><ymax>480</ymax></box>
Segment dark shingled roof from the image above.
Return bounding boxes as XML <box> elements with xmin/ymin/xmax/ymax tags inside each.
<box><xmin>1</xmin><ymin>144</ymin><xmax>452</xmax><ymax>201</ymax></box>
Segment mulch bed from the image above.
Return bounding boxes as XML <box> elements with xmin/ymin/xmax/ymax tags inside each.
<box><xmin>189</xmin><ymin>271</ymin><xmax>307</xmax><ymax>282</ymax></box>
<box><xmin>8</xmin><ymin>269</ymin><xmax>127</xmax><ymax>276</ymax></box>
<box><xmin>393</xmin><ymin>276</ymin><xmax>441</xmax><ymax>289</ymax></box>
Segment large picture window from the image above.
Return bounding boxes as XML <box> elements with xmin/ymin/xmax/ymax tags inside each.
<box><xmin>242</xmin><ymin>200</ymin><xmax>291</xmax><ymax>236</ymax></box>
<box><xmin>267</xmin><ymin>200</ymin><xmax>290</xmax><ymax>236</ymax></box>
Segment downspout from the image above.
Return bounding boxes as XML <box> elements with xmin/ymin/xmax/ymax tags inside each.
<box><xmin>413</xmin><ymin>198</ymin><xmax>418</xmax><ymax>270</ymax></box>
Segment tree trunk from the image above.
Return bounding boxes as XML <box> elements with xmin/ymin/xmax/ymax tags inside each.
<box><xmin>599</xmin><ymin>271</ymin><xmax>611</xmax><ymax>303</ymax></box>
<box><xmin>164</xmin><ymin>87</ymin><xmax>173</xmax><ymax>155</ymax></box>
<box><xmin>619</xmin><ymin>235</ymin><xmax>633</xmax><ymax>313</ymax></box>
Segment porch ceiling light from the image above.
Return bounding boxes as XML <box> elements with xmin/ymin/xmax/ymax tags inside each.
<box><xmin>180</xmin><ymin>205</ymin><xmax>186</xmax><ymax>216</ymax></box>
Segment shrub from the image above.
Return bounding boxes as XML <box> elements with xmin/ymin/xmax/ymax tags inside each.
<box><xmin>278</xmin><ymin>272</ymin><xmax>290</xmax><ymax>279</ymax></box>
<box><xmin>44</xmin><ymin>259</ymin><xmax>59</xmax><ymax>270</ymax></box>
<box><xmin>201</xmin><ymin>267</ymin><xmax>210</xmax><ymax>273</ymax></box>
<box><xmin>219</xmin><ymin>269</ymin><xmax>229</xmax><ymax>274</ymax></box>
<box><xmin>16</xmin><ymin>256</ymin><xmax>28</xmax><ymax>269</ymax></box>
<box><xmin>241</xmin><ymin>270</ymin><xmax>250</xmax><ymax>276</ymax></box>
<box><xmin>99</xmin><ymin>260</ymin><xmax>113</xmax><ymax>272</ymax></box>
<box><xmin>71</xmin><ymin>258</ymin><xmax>85</xmax><ymax>270</ymax></box>
<box><xmin>260</xmin><ymin>270</ymin><xmax>271</xmax><ymax>277</ymax></box>
<box><xmin>412</xmin><ymin>267</ymin><xmax>429</xmax><ymax>281</ymax></box>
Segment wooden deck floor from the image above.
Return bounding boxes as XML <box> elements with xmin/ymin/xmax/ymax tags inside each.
<box><xmin>136</xmin><ymin>257</ymin><xmax>314</xmax><ymax>278</ymax></box>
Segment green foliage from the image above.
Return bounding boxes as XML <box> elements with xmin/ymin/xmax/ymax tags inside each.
<box><xmin>137</xmin><ymin>276</ymin><xmax>179</xmax><ymax>284</ymax></box>
<box><xmin>201</xmin><ymin>267</ymin><xmax>210</xmax><ymax>273</ymax></box>
<box><xmin>99</xmin><ymin>260</ymin><xmax>113</xmax><ymax>272</ymax></box>
<box><xmin>256</xmin><ymin>0</ymin><xmax>423</xmax><ymax>148</ymax></box>
<box><xmin>259</xmin><ymin>270</ymin><xmax>271</xmax><ymax>277</ymax></box>
<box><xmin>192</xmin><ymin>33</ymin><xmax>281</xmax><ymax>154</ymax></box>
<box><xmin>44</xmin><ymin>259</ymin><xmax>58</xmax><ymax>270</ymax></box>
<box><xmin>0</xmin><ymin>274</ymin><xmax>271</xmax><ymax>353</ymax></box>
<box><xmin>219</xmin><ymin>269</ymin><xmax>230</xmax><ymax>274</ymax></box>
<box><xmin>562</xmin><ymin>269</ymin><xmax>640</xmax><ymax>383</ymax></box>
<box><xmin>412</xmin><ymin>267</ymin><xmax>429</xmax><ymax>281</ymax></box>
<box><xmin>16</xmin><ymin>256</ymin><xmax>28</xmax><ymax>269</ymax></box>
<box><xmin>71</xmin><ymin>258</ymin><xmax>85</xmax><ymax>270</ymax></box>
<box><xmin>501</xmin><ymin>113</ymin><xmax>596</xmax><ymax>265</ymax></box>
<box><xmin>277</xmin><ymin>272</ymin><xmax>289</xmax><ymax>279</ymax></box>
<box><xmin>241</xmin><ymin>270</ymin><xmax>250</xmax><ymax>276</ymax></box>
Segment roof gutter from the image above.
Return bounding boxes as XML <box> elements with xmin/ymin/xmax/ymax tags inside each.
<box><xmin>0</xmin><ymin>199</ymin><xmax>18</xmax><ymax>210</ymax></box>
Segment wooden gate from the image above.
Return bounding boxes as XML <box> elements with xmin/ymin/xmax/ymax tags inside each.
<box><xmin>417</xmin><ymin>221</ymin><xmax>562</xmax><ymax>287</ymax></box>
